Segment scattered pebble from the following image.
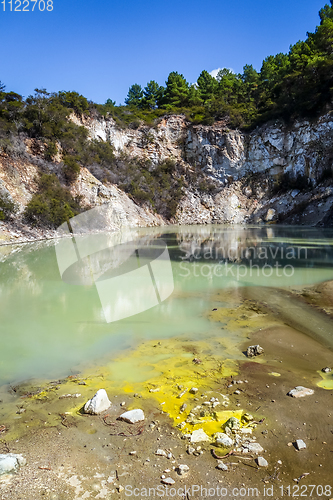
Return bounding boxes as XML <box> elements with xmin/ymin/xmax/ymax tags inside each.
<box><xmin>59</xmin><ymin>393</ymin><xmax>81</xmax><ymax>399</ymax></box>
<box><xmin>155</xmin><ymin>449</ymin><xmax>167</xmax><ymax>457</ymax></box>
<box><xmin>176</xmin><ymin>464</ymin><xmax>189</xmax><ymax>475</ymax></box>
<box><xmin>217</xmin><ymin>462</ymin><xmax>228</xmax><ymax>471</ymax></box>
<box><xmin>161</xmin><ymin>478</ymin><xmax>175</xmax><ymax>485</ymax></box>
<box><xmin>0</xmin><ymin>454</ymin><xmax>26</xmax><ymax>475</ymax></box>
<box><xmin>246</xmin><ymin>442</ymin><xmax>264</xmax><ymax>454</ymax></box>
<box><xmin>177</xmin><ymin>389</ymin><xmax>188</xmax><ymax>398</ymax></box>
<box><xmin>257</xmin><ymin>456</ymin><xmax>268</xmax><ymax>467</ymax></box>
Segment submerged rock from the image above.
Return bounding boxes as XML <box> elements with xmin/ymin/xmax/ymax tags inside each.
<box><xmin>119</xmin><ymin>409</ymin><xmax>145</xmax><ymax>424</ymax></box>
<box><xmin>246</xmin><ymin>345</ymin><xmax>264</xmax><ymax>357</ymax></box>
<box><xmin>84</xmin><ymin>389</ymin><xmax>111</xmax><ymax>414</ymax></box>
<box><xmin>322</xmin><ymin>367</ymin><xmax>332</xmax><ymax>373</ymax></box>
<box><xmin>288</xmin><ymin>386</ymin><xmax>314</xmax><ymax>398</ymax></box>
<box><xmin>0</xmin><ymin>454</ymin><xmax>26</xmax><ymax>475</ymax></box>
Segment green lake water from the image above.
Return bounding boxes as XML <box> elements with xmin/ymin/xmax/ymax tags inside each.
<box><xmin>1</xmin><ymin>224</ymin><xmax>333</xmax><ymax>387</ymax></box>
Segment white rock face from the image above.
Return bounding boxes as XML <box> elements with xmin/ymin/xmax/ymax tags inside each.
<box><xmin>74</xmin><ymin>113</ymin><xmax>333</xmax><ymax>187</ymax></box>
<box><xmin>119</xmin><ymin>409</ymin><xmax>145</xmax><ymax>424</ymax></box>
<box><xmin>0</xmin><ymin>454</ymin><xmax>26</xmax><ymax>475</ymax></box>
<box><xmin>84</xmin><ymin>389</ymin><xmax>111</xmax><ymax>414</ymax></box>
<box><xmin>190</xmin><ymin>429</ymin><xmax>210</xmax><ymax>443</ymax></box>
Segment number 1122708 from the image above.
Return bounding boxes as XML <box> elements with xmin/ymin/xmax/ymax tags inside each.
<box><xmin>2</xmin><ymin>0</ymin><xmax>53</xmax><ymax>11</ymax></box>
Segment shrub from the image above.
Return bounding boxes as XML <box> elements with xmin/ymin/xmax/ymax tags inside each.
<box><xmin>24</xmin><ymin>173</ymin><xmax>80</xmax><ymax>227</ymax></box>
<box><xmin>0</xmin><ymin>194</ymin><xmax>16</xmax><ymax>220</ymax></box>
<box><xmin>79</xmin><ymin>139</ymin><xmax>115</xmax><ymax>167</ymax></box>
<box><xmin>44</xmin><ymin>141</ymin><xmax>57</xmax><ymax>161</ymax></box>
<box><xmin>62</xmin><ymin>155</ymin><xmax>81</xmax><ymax>184</ymax></box>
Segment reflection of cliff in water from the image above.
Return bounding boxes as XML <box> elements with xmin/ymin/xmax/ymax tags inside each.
<box><xmin>175</xmin><ymin>226</ymin><xmax>333</xmax><ymax>269</ymax></box>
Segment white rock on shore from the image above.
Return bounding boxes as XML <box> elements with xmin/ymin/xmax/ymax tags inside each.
<box><xmin>246</xmin><ymin>442</ymin><xmax>264</xmax><ymax>454</ymax></box>
<box><xmin>246</xmin><ymin>345</ymin><xmax>264</xmax><ymax>357</ymax></box>
<box><xmin>119</xmin><ymin>409</ymin><xmax>145</xmax><ymax>424</ymax></box>
<box><xmin>288</xmin><ymin>386</ymin><xmax>314</xmax><ymax>398</ymax></box>
<box><xmin>0</xmin><ymin>454</ymin><xmax>26</xmax><ymax>475</ymax></box>
<box><xmin>83</xmin><ymin>389</ymin><xmax>111</xmax><ymax>414</ymax></box>
<box><xmin>296</xmin><ymin>439</ymin><xmax>307</xmax><ymax>450</ymax></box>
<box><xmin>257</xmin><ymin>456</ymin><xmax>268</xmax><ymax>467</ymax></box>
<box><xmin>190</xmin><ymin>429</ymin><xmax>210</xmax><ymax>443</ymax></box>
<box><xmin>214</xmin><ymin>433</ymin><xmax>234</xmax><ymax>448</ymax></box>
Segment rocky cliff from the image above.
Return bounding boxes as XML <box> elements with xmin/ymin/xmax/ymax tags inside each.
<box><xmin>75</xmin><ymin>111</ymin><xmax>333</xmax><ymax>226</ymax></box>
<box><xmin>1</xmin><ymin>111</ymin><xmax>333</xmax><ymax>244</ymax></box>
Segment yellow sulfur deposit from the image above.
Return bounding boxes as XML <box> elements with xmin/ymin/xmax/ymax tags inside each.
<box><xmin>317</xmin><ymin>370</ymin><xmax>333</xmax><ymax>390</ymax></box>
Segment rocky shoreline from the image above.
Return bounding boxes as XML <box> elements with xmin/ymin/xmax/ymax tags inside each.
<box><xmin>0</xmin><ymin>287</ymin><xmax>332</xmax><ymax>499</ymax></box>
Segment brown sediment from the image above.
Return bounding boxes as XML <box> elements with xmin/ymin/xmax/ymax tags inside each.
<box><xmin>240</xmin><ymin>285</ymin><xmax>333</xmax><ymax>349</ymax></box>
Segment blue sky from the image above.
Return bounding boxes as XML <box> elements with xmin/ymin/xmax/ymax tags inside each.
<box><xmin>0</xmin><ymin>0</ymin><xmax>326</xmax><ymax>104</ymax></box>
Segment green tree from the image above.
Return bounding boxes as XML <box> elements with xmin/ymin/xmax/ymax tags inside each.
<box><xmin>57</xmin><ymin>91</ymin><xmax>89</xmax><ymax>115</ymax></box>
<box><xmin>124</xmin><ymin>84</ymin><xmax>143</xmax><ymax>107</ymax></box>
<box><xmin>141</xmin><ymin>80</ymin><xmax>163</xmax><ymax>109</ymax></box>
<box><xmin>197</xmin><ymin>70</ymin><xmax>217</xmax><ymax>103</ymax></box>
<box><xmin>162</xmin><ymin>72</ymin><xmax>189</xmax><ymax>108</ymax></box>
<box><xmin>188</xmin><ymin>84</ymin><xmax>203</xmax><ymax>107</ymax></box>
<box><xmin>319</xmin><ymin>0</ymin><xmax>333</xmax><ymax>22</ymax></box>
<box><xmin>216</xmin><ymin>69</ymin><xmax>241</xmax><ymax>104</ymax></box>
